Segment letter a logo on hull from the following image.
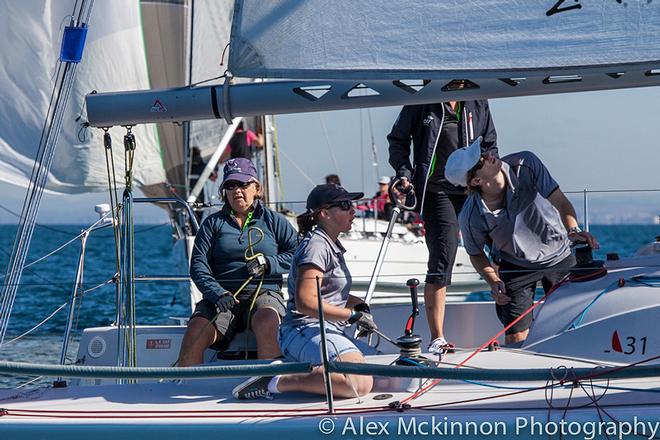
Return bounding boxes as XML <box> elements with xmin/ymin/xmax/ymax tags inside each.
<box><xmin>611</xmin><ymin>330</ymin><xmax>623</xmax><ymax>352</ymax></box>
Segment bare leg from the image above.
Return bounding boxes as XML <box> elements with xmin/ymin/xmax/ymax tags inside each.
<box><xmin>505</xmin><ymin>329</ymin><xmax>529</xmax><ymax>345</ymax></box>
<box><xmin>177</xmin><ymin>316</ymin><xmax>220</xmax><ymax>367</ymax></box>
<box><xmin>276</xmin><ymin>351</ymin><xmax>373</xmax><ymax>397</ymax></box>
<box><xmin>251</xmin><ymin>307</ymin><xmax>282</xmax><ymax>359</ymax></box>
<box><xmin>424</xmin><ymin>282</ymin><xmax>447</xmax><ymax>340</ymax></box>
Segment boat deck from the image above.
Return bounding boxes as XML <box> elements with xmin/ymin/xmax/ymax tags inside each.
<box><xmin>1</xmin><ymin>350</ymin><xmax>658</xmax><ymax>439</ymax></box>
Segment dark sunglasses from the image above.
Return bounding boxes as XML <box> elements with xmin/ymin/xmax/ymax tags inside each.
<box><xmin>324</xmin><ymin>200</ymin><xmax>353</xmax><ymax>211</ymax></box>
<box><xmin>471</xmin><ymin>156</ymin><xmax>486</xmax><ymax>173</ymax></box>
<box><xmin>223</xmin><ymin>180</ymin><xmax>254</xmax><ymax>191</ymax></box>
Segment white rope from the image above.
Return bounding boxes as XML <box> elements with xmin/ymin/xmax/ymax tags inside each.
<box><xmin>3</xmin><ymin>303</ymin><xmax>68</xmax><ymax>345</ymax></box>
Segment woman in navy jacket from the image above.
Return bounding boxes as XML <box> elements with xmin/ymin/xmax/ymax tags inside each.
<box><xmin>177</xmin><ymin>158</ymin><xmax>298</xmax><ymax>366</ymax></box>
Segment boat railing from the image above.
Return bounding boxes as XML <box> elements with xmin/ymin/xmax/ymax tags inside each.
<box><xmin>563</xmin><ymin>187</ymin><xmax>660</xmax><ymax>231</ymax></box>
<box><xmin>0</xmin><ymin>357</ymin><xmax>657</xmax><ymax>382</ymax></box>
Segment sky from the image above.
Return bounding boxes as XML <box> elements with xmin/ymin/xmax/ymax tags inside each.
<box><xmin>1</xmin><ymin>86</ymin><xmax>659</xmax><ymax>225</ymax></box>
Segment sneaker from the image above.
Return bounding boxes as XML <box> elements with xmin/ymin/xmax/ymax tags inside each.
<box><xmin>428</xmin><ymin>337</ymin><xmax>456</xmax><ymax>356</ymax></box>
<box><xmin>232</xmin><ymin>360</ymin><xmax>282</xmax><ymax>400</ymax></box>
<box><xmin>232</xmin><ymin>375</ymin><xmax>274</xmax><ymax>400</ymax></box>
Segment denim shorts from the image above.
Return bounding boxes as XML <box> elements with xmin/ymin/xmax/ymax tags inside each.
<box><xmin>278</xmin><ymin>322</ymin><xmax>369</xmax><ymax>365</ymax></box>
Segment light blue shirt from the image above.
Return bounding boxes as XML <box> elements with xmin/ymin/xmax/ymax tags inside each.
<box><xmin>282</xmin><ymin>228</ymin><xmax>352</xmax><ymax>327</ymax></box>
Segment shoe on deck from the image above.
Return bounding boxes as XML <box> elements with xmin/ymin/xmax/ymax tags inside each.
<box><xmin>232</xmin><ymin>360</ymin><xmax>282</xmax><ymax>400</ymax></box>
<box><xmin>428</xmin><ymin>337</ymin><xmax>456</xmax><ymax>356</ymax></box>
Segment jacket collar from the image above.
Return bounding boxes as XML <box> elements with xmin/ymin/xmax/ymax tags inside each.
<box><xmin>221</xmin><ymin>199</ymin><xmax>263</xmax><ymax>217</ymax></box>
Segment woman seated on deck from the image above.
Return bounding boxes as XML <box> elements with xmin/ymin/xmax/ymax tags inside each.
<box><xmin>177</xmin><ymin>158</ymin><xmax>298</xmax><ymax>366</ymax></box>
<box><xmin>232</xmin><ymin>183</ymin><xmax>379</xmax><ymax>399</ymax></box>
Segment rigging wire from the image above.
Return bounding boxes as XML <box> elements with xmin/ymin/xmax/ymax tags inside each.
<box><xmin>2</xmin><ymin>303</ymin><xmax>68</xmax><ymax>345</ymax></box>
<box><xmin>318</xmin><ymin>113</ymin><xmax>340</xmax><ymax>173</ymax></box>
<box><xmin>0</xmin><ymin>204</ymin><xmax>78</xmax><ymax>236</ymax></box>
<box><xmin>279</xmin><ymin>149</ymin><xmax>316</xmax><ymax>185</ymax></box>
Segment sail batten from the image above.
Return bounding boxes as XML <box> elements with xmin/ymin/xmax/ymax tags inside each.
<box><xmin>228</xmin><ymin>0</ymin><xmax>660</xmax><ymax>80</ymax></box>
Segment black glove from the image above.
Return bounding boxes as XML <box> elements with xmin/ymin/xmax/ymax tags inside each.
<box><xmin>348</xmin><ymin>310</ymin><xmax>378</xmax><ymax>338</ymax></box>
<box><xmin>246</xmin><ymin>255</ymin><xmax>268</xmax><ymax>277</ymax></box>
<box><xmin>215</xmin><ymin>293</ymin><xmax>237</xmax><ymax>313</ymax></box>
<box><xmin>353</xmin><ymin>302</ymin><xmax>371</xmax><ymax>314</ymax></box>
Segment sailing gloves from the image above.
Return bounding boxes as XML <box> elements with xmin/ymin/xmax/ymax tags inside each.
<box><xmin>246</xmin><ymin>255</ymin><xmax>269</xmax><ymax>277</ymax></box>
<box><xmin>348</xmin><ymin>303</ymin><xmax>378</xmax><ymax>338</ymax></box>
<box><xmin>215</xmin><ymin>293</ymin><xmax>237</xmax><ymax>313</ymax></box>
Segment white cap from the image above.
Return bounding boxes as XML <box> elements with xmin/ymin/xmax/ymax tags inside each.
<box><xmin>445</xmin><ymin>137</ymin><xmax>483</xmax><ymax>187</ymax></box>
<box><xmin>378</xmin><ymin>176</ymin><xmax>391</xmax><ymax>185</ymax></box>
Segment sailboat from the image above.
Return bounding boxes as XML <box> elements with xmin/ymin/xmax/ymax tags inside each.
<box><xmin>1</xmin><ymin>0</ymin><xmax>660</xmax><ymax>437</ymax></box>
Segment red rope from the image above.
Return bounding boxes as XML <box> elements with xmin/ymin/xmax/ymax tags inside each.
<box><xmin>400</xmin><ymin>275</ymin><xmax>572</xmax><ymax>404</ymax></box>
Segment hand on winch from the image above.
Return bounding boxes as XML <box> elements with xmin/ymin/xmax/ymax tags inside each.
<box><xmin>348</xmin><ymin>303</ymin><xmax>379</xmax><ymax>338</ymax></box>
<box><xmin>246</xmin><ymin>255</ymin><xmax>269</xmax><ymax>277</ymax></box>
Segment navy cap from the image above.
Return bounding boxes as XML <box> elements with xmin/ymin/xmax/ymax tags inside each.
<box><xmin>306</xmin><ymin>184</ymin><xmax>363</xmax><ymax>210</ymax></box>
<box><xmin>222</xmin><ymin>158</ymin><xmax>258</xmax><ymax>185</ymax></box>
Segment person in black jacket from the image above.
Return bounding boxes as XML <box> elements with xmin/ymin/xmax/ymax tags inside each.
<box><xmin>387</xmin><ymin>99</ymin><xmax>497</xmax><ymax>355</ymax></box>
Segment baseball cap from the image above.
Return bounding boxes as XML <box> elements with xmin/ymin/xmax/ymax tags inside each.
<box><xmin>222</xmin><ymin>158</ymin><xmax>258</xmax><ymax>185</ymax></box>
<box><xmin>444</xmin><ymin>137</ymin><xmax>483</xmax><ymax>187</ymax></box>
<box><xmin>306</xmin><ymin>184</ymin><xmax>364</xmax><ymax>210</ymax></box>
<box><xmin>378</xmin><ymin>176</ymin><xmax>391</xmax><ymax>185</ymax></box>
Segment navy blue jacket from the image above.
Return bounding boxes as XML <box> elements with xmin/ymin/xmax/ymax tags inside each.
<box><xmin>387</xmin><ymin>100</ymin><xmax>497</xmax><ymax>212</ymax></box>
<box><xmin>190</xmin><ymin>201</ymin><xmax>298</xmax><ymax>303</ymax></box>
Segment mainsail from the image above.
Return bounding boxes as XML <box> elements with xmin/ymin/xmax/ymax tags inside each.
<box><xmin>228</xmin><ymin>0</ymin><xmax>660</xmax><ymax>80</ymax></box>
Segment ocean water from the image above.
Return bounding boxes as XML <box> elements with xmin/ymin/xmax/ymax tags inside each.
<box><xmin>0</xmin><ymin>223</ymin><xmax>658</xmax><ymax>387</ymax></box>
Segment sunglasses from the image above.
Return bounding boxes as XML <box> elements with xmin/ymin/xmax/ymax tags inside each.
<box><xmin>471</xmin><ymin>156</ymin><xmax>486</xmax><ymax>173</ymax></box>
<box><xmin>467</xmin><ymin>156</ymin><xmax>486</xmax><ymax>181</ymax></box>
<box><xmin>223</xmin><ymin>180</ymin><xmax>254</xmax><ymax>191</ymax></box>
<box><xmin>324</xmin><ymin>200</ymin><xmax>353</xmax><ymax>211</ymax></box>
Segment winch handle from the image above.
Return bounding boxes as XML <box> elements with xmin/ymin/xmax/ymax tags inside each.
<box><xmin>405</xmin><ymin>278</ymin><xmax>420</xmax><ymax>336</ymax></box>
<box><xmin>389</xmin><ymin>178</ymin><xmax>417</xmax><ymax>211</ymax></box>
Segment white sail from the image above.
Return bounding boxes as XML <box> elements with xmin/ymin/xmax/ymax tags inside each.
<box><xmin>0</xmin><ymin>0</ymin><xmax>164</xmax><ymax>193</ymax></box>
<box><xmin>188</xmin><ymin>0</ymin><xmax>234</xmax><ymax>160</ymax></box>
<box><xmin>0</xmin><ymin>0</ymin><xmax>237</xmax><ymax>198</ymax></box>
<box><xmin>228</xmin><ymin>0</ymin><xmax>660</xmax><ymax>80</ymax></box>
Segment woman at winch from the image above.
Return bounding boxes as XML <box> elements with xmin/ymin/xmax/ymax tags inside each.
<box><xmin>232</xmin><ymin>183</ymin><xmax>379</xmax><ymax>399</ymax></box>
<box><xmin>177</xmin><ymin>158</ymin><xmax>298</xmax><ymax>366</ymax></box>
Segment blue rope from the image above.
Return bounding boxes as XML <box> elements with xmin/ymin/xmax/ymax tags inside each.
<box><xmin>568</xmin><ymin>274</ymin><xmax>660</xmax><ymax>330</ymax></box>
<box><xmin>568</xmin><ymin>280</ymin><xmax>621</xmax><ymax>330</ymax></box>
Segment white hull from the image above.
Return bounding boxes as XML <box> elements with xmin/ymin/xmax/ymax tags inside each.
<box><xmin>2</xmin><ymin>252</ymin><xmax>659</xmax><ymax>439</ymax></box>
<box><xmin>1</xmin><ymin>350</ymin><xmax>658</xmax><ymax>439</ymax></box>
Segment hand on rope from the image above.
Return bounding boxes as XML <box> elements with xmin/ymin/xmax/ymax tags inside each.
<box><xmin>243</xmin><ymin>226</ymin><xmax>267</xmax><ymax>276</ymax></box>
<box><xmin>246</xmin><ymin>255</ymin><xmax>268</xmax><ymax>277</ymax></box>
<box><xmin>215</xmin><ymin>292</ymin><xmax>237</xmax><ymax>313</ymax></box>
<box><xmin>169</xmin><ymin>226</ymin><xmax>267</xmax><ymax>369</ymax></box>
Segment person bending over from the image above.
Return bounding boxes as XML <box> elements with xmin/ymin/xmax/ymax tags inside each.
<box><xmin>444</xmin><ymin>138</ymin><xmax>598</xmax><ymax>344</ymax></box>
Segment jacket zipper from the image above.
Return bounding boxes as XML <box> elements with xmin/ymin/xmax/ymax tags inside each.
<box><xmin>420</xmin><ymin>103</ymin><xmax>470</xmax><ymax>215</ymax></box>
<box><xmin>419</xmin><ymin>105</ymin><xmax>444</xmax><ymax>216</ymax></box>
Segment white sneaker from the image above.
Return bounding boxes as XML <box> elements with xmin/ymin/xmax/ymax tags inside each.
<box><xmin>428</xmin><ymin>337</ymin><xmax>455</xmax><ymax>355</ymax></box>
